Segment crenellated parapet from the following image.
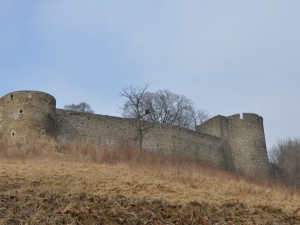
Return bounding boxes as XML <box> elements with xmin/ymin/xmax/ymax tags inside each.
<box><xmin>227</xmin><ymin>113</ymin><xmax>269</xmax><ymax>177</ymax></box>
<box><xmin>196</xmin><ymin>113</ymin><xmax>270</xmax><ymax>177</ymax></box>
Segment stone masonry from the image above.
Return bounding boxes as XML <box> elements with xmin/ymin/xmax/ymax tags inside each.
<box><xmin>0</xmin><ymin>91</ymin><xmax>270</xmax><ymax>177</ymax></box>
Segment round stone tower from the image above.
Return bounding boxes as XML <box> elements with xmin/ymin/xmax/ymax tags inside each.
<box><xmin>227</xmin><ymin>113</ymin><xmax>269</xmax><ymax>177</ymax></box>
<box><xmin>0</xmin><ymin>91</ymin><xmax>56</xmax><ymax>142</ymax></box>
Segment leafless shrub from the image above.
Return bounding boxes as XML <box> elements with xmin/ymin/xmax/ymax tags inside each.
<box><xmin>269</xmin><ymin>137</ymin><xmax>300</xmax><ymax>188</ymax></box>
<box><xmin>64</xmin><ymin>102</ymin><xmax>94</xmax><ymax>113</ymax></box>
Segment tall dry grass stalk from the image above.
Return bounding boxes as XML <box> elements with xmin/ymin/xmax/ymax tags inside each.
<box><xmin>0</xmin><ymin>138</ymin><xmax>298</xmax><ymax>195</ymax></box>
<box><xmin>0</xmin><ymin>138</ymin><xmax>231</xmax><ymax>179</ymax></box>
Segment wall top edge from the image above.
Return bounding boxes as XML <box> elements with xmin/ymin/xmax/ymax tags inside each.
<box><xmin>227</xmin><ymin>113</ymin><xmax>263</xmax><ymax>120</ymax></box>
<box><xmin>0</xmin><ymin>90</ymin><xmax>56</xmax><ymax>100</ymax></box>
<box><xmin>56</xmin><ymin>108</ymin><xmax>224</xmax><ymax>141</ymax></box>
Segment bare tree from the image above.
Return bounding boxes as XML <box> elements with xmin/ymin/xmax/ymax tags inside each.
<box><xmin>142</xmin><ymin>89</ymin><xmax>209</xmax><ymax>130</ymax></box>
<box><xmin>120</xmin><ymin>84</ymin><xmax>150</xmax><ymax>152</ymax></box>
<box><xmin>269</xmin><ymin>138</ymin><xmax>300</xmax><ymax>187</ymax></box>
<box><xmin>146</xmin><ymin>90</ymin><xmax>192</xmax><ymax>128</ymax></box>
<box><xmin>192</xmin><ymin>109</ymin><xmax>210</xmax><ymax>128</ymax></box>
<box><xmin>120</xmin><ymin>86</ymin><xmax>210</xmax><ymax>150</ymax></box>
<box><xmin>64</xmin><ymin>102</ymin><xmax>94</xmax><ymax>113</ymax></box>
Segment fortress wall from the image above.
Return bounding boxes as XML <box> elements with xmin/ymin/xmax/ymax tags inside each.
<box><xmin>56</xmin><ymin>109</ymin><xmax>137</xmax><ymax>146</ymax></box>
<box><xmin>142</xmin><ymin>124</ymin><xmax>174</xmax><ymax>153</ymax></box>
<box><xmin>142</xmin><ymin>124</ymin><xmax>231</xmax><ymax>169</ymax></box>
<box><xmin>0</xmin><ymin>90</ymin><xmax>270</xmax><ymax>176</ymax></box>
<box><xmin>196</xmin><ymin>113</ymin><xmax>270</xmax><ymax>175</ymax></box>
<box><xmin>0</xmin><ymin>91</ymin><xmax>56</xmax><ymax>142</ymax></box>
<box><xmin>227</xmin><ymin>113</ymin><xmax>270</xmax><ymax>177</ymax></box>
<box><xmin>56</xmin><ymin>109</ymin><xmax>230</xmax><ymax>169</ymax></box>
<box><xmin>196</xmin><ymin>115</ymin><xmax>229</xmax><ymax>140</ymax></box>
<box><xmin>169</xmin><ymin>127</ymin><xmax>233</xmax><ymax>169</ymax></box>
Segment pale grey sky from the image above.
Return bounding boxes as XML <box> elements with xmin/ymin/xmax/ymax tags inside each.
<box><xmin>1</xmin><ymin>0</ymin><xmax>300</xmax><ymax>149</ymax></box>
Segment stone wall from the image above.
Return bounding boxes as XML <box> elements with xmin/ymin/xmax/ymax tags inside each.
<box><xmin>196</xmin><ymin>113</ymin><xmax>270</xmax><ymax>177</ymax></box>
<box><xmin>168</xmin><ymin>126</ymin><xmax>232</xmax><ymax>169</ymax></box>
<box><xmin>0</xmin><ymin>90</ymin><xmax>270</xmax><ymax>176</ymax></box>
<box><xmin>55</xmin><ymin>109</ymin><xmax>231</xmax><ymax>169</ymax></box>
<box><xmin>56</xmin><ymin>109</ymin><xmax>137</xmax><ymax>146</ymax></box>
<box><xmin>0</xmin><ymin>91</ymin><xmax>56</xmax><ymax>143</ymax></box>
<box><xmin>227</xmin><ymin>114</ymin><xmax>269</xmax><ymax>177</ymax></box>
<box><xmin>196</xmin><ymin>115</ymin><xmax>229</xmax><ymax>139</ymax></box>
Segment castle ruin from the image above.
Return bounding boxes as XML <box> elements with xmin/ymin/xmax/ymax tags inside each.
<box><xmin>0</xmin><ymin>91</ymin><xmax>270</xmax><ymax>177</ymax></box>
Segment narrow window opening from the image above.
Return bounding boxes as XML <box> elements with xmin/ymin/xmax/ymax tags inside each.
<box><xmin>11</xmin><ymin>95</ymin><xmax>13</xmax><ymax>100</ymax></box>
<box><xmin>11</xmin><ymin>131</ymin><xmax>15</xmax><ymax>137</ymax></box>
<box><xmin>81</xmin><ymin>122</ymin><xmax>83</xmax><ymax>125</ymax></box>
<box><xmin>19</xmin><ymin>109</ymin><xmax>23</xmax><ymax>114</ymax></box>
<box><xmin>42</xmin><ymin>132</ymin><xmax>45</xmax><ymax>136</ymax></box>
<box><xmin>240</xmin><ymin>113</ymin><xmax>244</xmax><ymax>119</ymax></box>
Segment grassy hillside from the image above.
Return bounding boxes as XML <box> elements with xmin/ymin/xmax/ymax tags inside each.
<box><xmin>0</xmin><ymin>140</ymin><xmax>300</xmax><ymax>224</ymax></box>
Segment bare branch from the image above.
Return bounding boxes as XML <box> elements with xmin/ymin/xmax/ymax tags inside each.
<box><xmin>120</xmin><ymin>83</ymin><xmax>150</xmax><ymax>152</ymax></box>
<box><xmin>269</xmin><ymin>137</ymin><xmax>300</xmax><ymax>187</ymax></box>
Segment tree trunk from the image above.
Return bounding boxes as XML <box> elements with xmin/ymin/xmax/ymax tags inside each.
<box><xmin>137</xmin><ymin>114</ymin><xmax>143</xmax><ymax>153</ymax></box>
<box><xmin>138</xmin><ymin>137</ymin><xmax>143</xmax><ymax>153</ymax></box>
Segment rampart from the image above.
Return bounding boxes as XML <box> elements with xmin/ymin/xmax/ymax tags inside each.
<box><xmin>0</xmin><ymin>91</ymin><xmax>56</xmax><ymax>142</ymax></box>
<box><xmin>196</xmin><ymin>114</ymin><xmax>270</xmax><ymax>177</ymax></box>
<box><xmin>0</xmin><ymin>91</ymin><xmax>270</xmax><ymax>177</ymax></box>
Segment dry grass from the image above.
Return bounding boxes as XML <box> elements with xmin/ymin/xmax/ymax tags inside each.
<box><xmin>0</xmin><ymin>139</ymin><xmax>300</xmax><ymax>224</ymax></box>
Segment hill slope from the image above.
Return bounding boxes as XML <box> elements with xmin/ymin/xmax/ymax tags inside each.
<box><xmin>0</xmin><ymin>159</ymin><xmax>299</xmax><ymax>224</ymax></box>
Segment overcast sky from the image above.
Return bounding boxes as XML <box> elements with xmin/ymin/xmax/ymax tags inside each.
<box><xmin>1</xmin><ymin>0</ymin><xmax>300</xmax><ymax>150</ymax></box>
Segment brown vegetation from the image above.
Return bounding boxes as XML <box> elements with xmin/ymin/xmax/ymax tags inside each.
<box><xmin>270</xmin><ymin>137</ymin><xmax>300</xmax><ymax>188</ymax></box>
<box><xmin>0</xmin><ymin>139</ymin><xmax>300</xmax><ymax>224</ymax></box>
